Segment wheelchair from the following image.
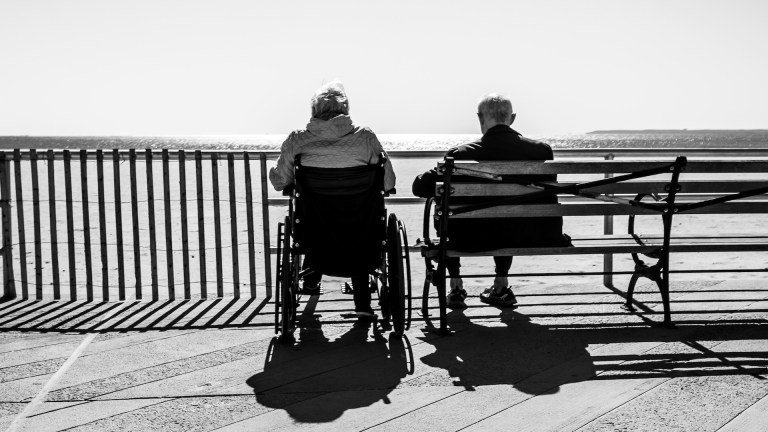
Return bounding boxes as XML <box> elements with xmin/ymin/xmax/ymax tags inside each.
<box><xmin>275</xmin><ymin>154</ymin><xmax>411</xmax><ymax>341</ymax></box>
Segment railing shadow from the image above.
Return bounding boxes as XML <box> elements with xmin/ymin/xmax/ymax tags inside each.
<box><xmin>0</xmin><ymin>296</ymin><xmax>273</xmax><ymax>333</ymax></box>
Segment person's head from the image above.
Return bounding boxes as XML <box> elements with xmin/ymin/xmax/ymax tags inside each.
<box><xmin>311</xmin><ymin>81</ymin><xmax>350</xmax><ymax>120</ymax></box>
<box><xmin>477</xmin><ymin>93</ymin><xmax>516</xmax><ymax>134</ymax></box>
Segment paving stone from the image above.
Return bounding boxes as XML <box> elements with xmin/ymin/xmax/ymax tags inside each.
<box><xmin>60</xmin><ymin>396</ymin><xmax>274</xmax><ymax>432</ymax></box>
<box><xmin>217</xmin><ymin>388</ymin><xmax>463</xmax><ymax>431</ymax></box>
<box><xmin>580</xmin><ymin>374</ymin><xmax>768</xmax><ymax>432</ymax></box>
<box><xmin>16</xmin><ymin>399</ymin><xmax>166</xmax><ymax>432</ymax></box>
<box><xmin>718</xmin><ymin>394</ymin><xmax>768</xmax><ymax>432</ymax></box>
<box><xmin>0</xmin><ymin>402</ymin><xmax>26</xmax><ymax>432</ymax></box>
<box><xmin>0</xmin><ymin>358</ymin><xmax>67</xmax><ymax>384</ymax></box>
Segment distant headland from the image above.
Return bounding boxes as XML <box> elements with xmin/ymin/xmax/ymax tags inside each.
<box><xmin>587</xmin><ymin>129</ymin><xmax>768</xmax><ymax>134</ymax></box>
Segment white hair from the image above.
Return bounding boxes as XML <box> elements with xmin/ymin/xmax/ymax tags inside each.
<box><xmin>478</xmin><ymin>93</ymin><xmax>514</xmax><ymax>123</ymax></box>
<box><xmin>311</xmin><ymin>81</ymin><xmax>349</xmax><ymax>120</ymax></box>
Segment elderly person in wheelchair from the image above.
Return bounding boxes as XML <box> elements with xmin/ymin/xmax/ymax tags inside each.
<box><xmin>269</xmin><ymin>81</ymin><xmax>409</xmax><ymax>339</ymax></box>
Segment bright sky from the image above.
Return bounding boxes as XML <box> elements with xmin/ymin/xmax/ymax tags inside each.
<box><xmin>1</xmin><ymin>0</ymin><xmax>767</xmax><ymax>135</ymax></box>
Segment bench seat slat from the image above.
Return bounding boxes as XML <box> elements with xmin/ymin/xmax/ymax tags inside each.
<box><xmin>450</xmin><ymin>203</ymin><xmax>658</xmax><ymax>217</ymax></box>
<box><xmin>419</xmin><ymin>235</ymin><xmax>768</xmax><ymax>257</ymax></box>
<box><xmin>449</xmin><ymin>200</ymin><xmax>768</xmax><ymax>218</ymax></box>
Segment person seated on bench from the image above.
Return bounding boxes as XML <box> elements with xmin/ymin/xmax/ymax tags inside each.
<box><xmin>412</xmin><ymin>93</ymin><xmax>570</xmax><ymax>309</ymax></box>
<box><xmin>269</xmin><ymin>81</ymin><xmax>396</xmax><ymax>318</ymax></box>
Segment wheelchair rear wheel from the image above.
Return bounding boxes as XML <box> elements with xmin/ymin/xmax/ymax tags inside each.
<box><xmin>280</xmin><ymin>216</ymin><xmax>298</xmax><ymax>341</ymax></box>
<box><xmin>386</xmin><ymin>213</ymin><xmax>411</xmax><ymax>335</ymax></box>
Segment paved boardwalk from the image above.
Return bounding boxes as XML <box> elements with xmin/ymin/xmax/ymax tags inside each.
<box><xmin>1</xmin><ymin>278</ymin><xmax>767</xmax><ymax>431</ymax></box>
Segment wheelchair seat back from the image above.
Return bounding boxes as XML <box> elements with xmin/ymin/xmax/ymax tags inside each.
<box><xmin>293</xmin><ymin>156</ymin><xmax>387</xmax><ymax>277</ymax></box>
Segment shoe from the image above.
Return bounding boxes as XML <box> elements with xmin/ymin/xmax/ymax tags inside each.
<box><xmin>299</xmin><ymin>282</ymin><xmax>322</xmax><ymax>295</ymax></box>
<box><xmin>447</xmin><ymin>288</ymin><xmax>467</xmax><ymax>310</ymax></box>
<box><xmin>479</xmin><ymin>286</ymin><xmax>518</xmax><ymax>308</ymax></box>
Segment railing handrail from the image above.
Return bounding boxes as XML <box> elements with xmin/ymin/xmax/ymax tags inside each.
<box><xmin>5</xmin><ymin>147</ymin><xmax>768</xmax><ymax>161</ymax></box>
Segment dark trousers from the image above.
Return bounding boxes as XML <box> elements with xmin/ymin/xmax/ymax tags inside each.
<box><xmin>303</xmin><ymin>257</ymin><xmax>371</xmax><ymax>312</ymax></box>
<box><xmin>445</xmin><ymin>256</ymin><xmax>513</xmax><ymax>278</ymax></box>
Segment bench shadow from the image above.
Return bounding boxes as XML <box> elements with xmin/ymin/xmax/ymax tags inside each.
<box><xmin>246</xmin><ymin>321</ymin><xmax>414</xmax><ymax>424</ymax></box>
<box><xmin>420</xmin><ymin>310</ymin><xmax>595</xmax><ymax>395</ymax></box>
<box><xmin>418</xmin><ymin>308</ymin><xmax>768</xmax><ymax>397</ymax></box>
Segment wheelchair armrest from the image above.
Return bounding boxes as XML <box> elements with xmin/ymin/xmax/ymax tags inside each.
<box><xmin>422</xmin><ymin>196</ymin><xmax>434</xmax><ymax>242</ymax></box>
<box><xmin>281</xmin><ymin>185</ymin><xmax>295</xmax><ymax>196</ymax></box>
<box><xmin>384</xmin><ymin>188</ymin><xmax>396</xmax><ymax>197</ymax></box>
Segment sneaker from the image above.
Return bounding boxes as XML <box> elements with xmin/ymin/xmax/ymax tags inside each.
<box><xmin>479</xmin><ymin>286</ymin><xmax>518</xmax><ymax>308</ymax></box>
<box><xmin>447</xmin><ymin>288</ymin><xmax>468</xmax><ymax>310</ymax></box>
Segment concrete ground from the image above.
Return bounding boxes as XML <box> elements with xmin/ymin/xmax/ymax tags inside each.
<box><xmin>1</xmin><ymin>278</ymin><xmax>767</xmax><ymax>432</ymax></box>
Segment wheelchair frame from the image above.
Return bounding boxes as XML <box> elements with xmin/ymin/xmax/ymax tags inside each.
<box><xmin>274</xmin><ymin>155</ymin><xmax>411</xmax><ymax>341</ymax></box>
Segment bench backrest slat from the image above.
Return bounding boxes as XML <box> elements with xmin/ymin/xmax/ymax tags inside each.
<box><xmin>442</xmin><ymin>160</ymin><xmax>680</xmax><ymax>175</ymax></box>
<box><xmin>683</xmin><ymin>160</ymin><xmax>768</xmax><ymax>173</ymax></box>
<box><xmin>441</xmin><ymin>159</ymin><xmax>768</xmax><ymax>175</ymax></box>
<box><xmin>442</xmin><ymin>180</ymin><xmax>768</xmax><ymax>197</ymax></box>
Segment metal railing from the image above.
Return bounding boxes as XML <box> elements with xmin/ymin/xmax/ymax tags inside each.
<box><xmin>1</xmin><ymin>149</ymin><xmax>273</xmax><ymax>301</ymax></box>
<box><xmin>3</xmin><ymin>146</ymin><xmax>768</xmax><ymax>301</ymax></box>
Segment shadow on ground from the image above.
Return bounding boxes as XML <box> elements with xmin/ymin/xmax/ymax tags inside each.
<box><xmin>246</xmin><ymin>320</ymin><xmax>413</xmax><ymax>423</ymax></box>
<box><xmin>418</xmin><ymin>309</ymin><xmax>594</xmax><ymax>395</ymax></box>
<box><xmin>0</xmin><ymin>297</ymin><xmax>272</xmax><ymax>332</ymax></box>
<box><xmin>416</xmin><ymin>308</ymin><xmax>768</xmax><ymax>397</ymax></box>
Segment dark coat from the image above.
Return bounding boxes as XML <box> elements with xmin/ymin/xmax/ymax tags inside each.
<box><xmin>412</xmin><ymin>124</ymin><xmax>571</xmax><ymax>251</ymax></box>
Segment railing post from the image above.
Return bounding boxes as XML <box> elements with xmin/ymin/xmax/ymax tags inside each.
<box><xmin>244</xmin><ymin>152</ymin><xmax>257</xmax><ymax>298</ymax></box>
<box><xmin>81</xmin><ymin>150</ymin><xmax>94</xmax><ymax>301</ymax></box>
<box><xmin>227</xmin><ymin>153</ymin><xmax>240</xmax><ymax>298</ymax></box>
<box><xmin>146</xmin><ymin>149</ymin><xmax>159</xmax><ymax>300</ymax></box>
<box><xmin>1</xmin><ymin>152</ymin><xmax>17</xmax><ymax>299</ymax></box>
<box><xmin>113</xmin><ymin>149</ymin><xmax>126</xmax><ymax>300</ymax></box>
<box><xmin>603</xmin><ymin>153</ymin><xmax>614</xmax><ymax>288</ymax></box>
<box><xmin>31</xmin><ymin>149</ymin><xmax>42</xmax><ymax>299</ymax></box>
<box><xmin>179</xmin><ymin>150</ymin><xmax>191</xmax><ymax>299</ymax></box>
<box><xmin>211</xmin><ymin>152</ymin><xmax>223</xmax><ymax>297</ymax></box>
<box><xmin>195</xmin><ymin>151</ymin><xmax>207</xmax><ymax>299</ymax></box>
<box><xmin>162</xmin><ymin>149</ymin><xmax>175</xmax><ymax>299</ymax></box>
<box><xmin>64</xmin><ymin>150</ymin><xmax>76</xmax><ymax>300</ymax></box>
<box><xmin>97</xmin><ymin>150</ymin><xmax>109</xmax><ymax>300</ymax></box>
<box><xmin>260</xmin><ymin>153</ymin><xmax>272</xmax><ymax>298</ymax></box>
<box><xmin>13</xmin><ymin>149</ymin><xmax>28</xmax><ymax>299</ymax></box>
<box><xmin>48</xmin><ymin>150</ymin><xmax>61</xmax><ymax>299</ymax></box>
<box><xmin>129</xmin><ymin>149</ymin><xmax>142</xmax><ymax>300</ymax></box>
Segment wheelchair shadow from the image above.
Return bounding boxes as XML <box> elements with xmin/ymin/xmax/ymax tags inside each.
<box><xmin>246</xmin><ymin>322</ymin><xmax>414</xmax><ymax>423</ymax></box>
<box><xmin>419</xmin><ymin>309</ymin><xmax>595</xmax><ymax>395</ymax></box>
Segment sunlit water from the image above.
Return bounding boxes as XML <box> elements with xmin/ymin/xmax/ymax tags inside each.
<box><xmin>2</xmin><ymin>131</ymin><xmax>768</xmax><ymax>151</ymax></box>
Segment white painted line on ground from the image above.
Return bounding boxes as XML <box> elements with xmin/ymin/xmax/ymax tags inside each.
<box><xmin>4</xmin><ymin>333</ymin><xmax>97</xmax><ymax>432</ymax></box>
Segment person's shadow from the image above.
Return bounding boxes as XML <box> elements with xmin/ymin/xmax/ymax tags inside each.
<box><xmin>419</xmin><ymin>308</ymin><xmax>595</xmax><ymax>395</ymax></box>
<box><xmin>246</xmin><ymin>320</ymin><xmax>414</xmax><ymax>423</ymax></box>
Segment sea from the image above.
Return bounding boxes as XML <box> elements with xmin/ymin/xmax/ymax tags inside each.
<box><xmin>1</xmin><ymin>130</ymin><xmax>768</xmax><ymax>151</ymax></box>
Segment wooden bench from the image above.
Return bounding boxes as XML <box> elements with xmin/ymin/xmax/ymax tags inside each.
<box><xmin>418</xmin><ymin>156</ymin><xmax>768</xmax><ymax>334</ymax></box>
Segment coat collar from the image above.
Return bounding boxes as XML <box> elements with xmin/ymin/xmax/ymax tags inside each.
<box><xmin>306</xmin><ymin>115</ymin><xmax>355</xmax><ymax>138</ymax></box>
<box><xmin>483</xmin><ymin>124</ymin><xmax>520</xmax><ymax>137</ymax></box>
